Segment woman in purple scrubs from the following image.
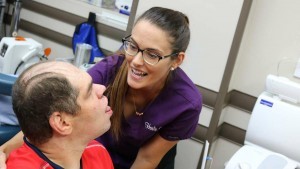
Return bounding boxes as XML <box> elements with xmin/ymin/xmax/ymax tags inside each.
<box><xmin>88</xmin><ymin>7</ymin><xmax>202</xmax><ymax>169</ymax></box>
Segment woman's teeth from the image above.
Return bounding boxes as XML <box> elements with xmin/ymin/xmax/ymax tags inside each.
<box><xmin>132</xmin><ymin>69</ymin><xmax>147</xmax><ymax>77</ymax></box>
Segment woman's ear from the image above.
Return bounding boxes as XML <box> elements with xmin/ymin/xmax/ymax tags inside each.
<box><xmin>49</xmin><ymin>112</ymin><xmax>73</xmax><ymax>135</ymax></box>
<box><xmin>172</xmin><ymin>52</ymin><xmax>185</xmax><ymax>69</ymax></box>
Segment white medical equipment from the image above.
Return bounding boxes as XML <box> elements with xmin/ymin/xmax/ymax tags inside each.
<box><xmin>265</xmin><ymin>75</ymin><xmax>300</xmax><ymax>104</ymax></box>
<box><xmin>0</xmin><ymin>37</ymin><xmax>43</xmax><ymax>75</ymax></box>
<box><xmin>225</xmin><ymin>75</ymin><xmax>300</xmax><ymax>169</ymax></box>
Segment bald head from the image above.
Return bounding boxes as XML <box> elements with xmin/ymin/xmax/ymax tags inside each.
<box><xmin>12</xmin><ymin>61</ymin><xmax>82</xmax><ymax>145</ymax></box>
<box><xmin>20</xmin><ymin>61</ymin><xmax>80</xmax><ymax>84</ymax></box>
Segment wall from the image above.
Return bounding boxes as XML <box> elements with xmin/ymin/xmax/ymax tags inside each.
<box><xmin>230</xmin><ymin>0</ymin><xmax>300</xmax><ymax>97</ymax></box>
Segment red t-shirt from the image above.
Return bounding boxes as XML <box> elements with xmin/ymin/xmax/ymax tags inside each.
<box><xmin>6</xmin><ymin>140</ymin><xmax>113</xmax><ymax>169</ymax></box>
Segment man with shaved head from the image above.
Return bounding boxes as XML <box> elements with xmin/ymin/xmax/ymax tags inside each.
<box><xmin>5</xmin><ymin>61</ymin><xmax>113</xmax><ymax>169</ymax></box>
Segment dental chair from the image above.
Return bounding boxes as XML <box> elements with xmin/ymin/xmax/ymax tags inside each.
<box><xmin>0</xmin><ymin>73</ymin><xmax>20</xmax><ymax>145</ymax></box>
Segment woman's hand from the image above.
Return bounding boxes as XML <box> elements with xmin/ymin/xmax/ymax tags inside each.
<box><xmin>0</xmin><ymin>131</ymin><xmax>24</xmax><ymax>169</ymax></box>
<box><xmin>0</xmin><ymin>151</ymin><xmax>7</xmax><ymax>169</ymax></box>
<box><xmin>131</xmin><ymin>134</ymin><xmax>178</xmax><ymax>169</ymax></box>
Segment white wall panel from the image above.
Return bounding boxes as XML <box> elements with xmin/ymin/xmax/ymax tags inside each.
<box><xmin>223</xmin><ymin>106</ymin><xmax>251</xmax><ymax>130</ymax></box>
<box><xmin>210</xmin><ymin>138</ymin><xmax>242</xmax><ymax>169</ymax></box>
<box><xmin>175</xmin><ymin>139</ymin><xmax>203</xmax><ymax>169</ymax></box>
<box><xmin>230</xmin><ymin>0</ymin><xmax>300</xmax><ymax>97</ymax></box>
<box><xmin>199</xmin><ymin>106</ymin><xmax>213</xmax><ymax>127</ymax></box>
<box><xmin>33</xmin><ymin>0</ymin><xmax>129</xmax><ymax>30</ymax></box>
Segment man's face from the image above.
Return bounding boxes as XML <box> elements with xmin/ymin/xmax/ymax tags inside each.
<box><xmin>21</xmin><ymin>61</ymin><xmax>112</xmax><ymax>141</ymax></box>
<box><xmin>66</xmin><ymin>64</ymin><xmax>113</xmax><ymax>140</ymax></box>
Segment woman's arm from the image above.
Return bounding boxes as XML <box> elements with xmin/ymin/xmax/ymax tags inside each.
<box><xmin>0</xmin><ymin>151</ymin><xmax>6</xmax><ymax>169</ymax></box>
<box><xmin>130</xmin><ymin>134</ymin><xmax>178</xmax><ymax>169</ymax></box>
<box><xmin>0</xmin><ymin>131</ymin><xmax>24</xmax><ymax>168</ymax></box>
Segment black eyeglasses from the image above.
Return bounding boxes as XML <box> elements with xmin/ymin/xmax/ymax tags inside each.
<box><xmin>122</xmin><ymin>35</ymin><xmax>178</xmax><ymax>65</ymax></box>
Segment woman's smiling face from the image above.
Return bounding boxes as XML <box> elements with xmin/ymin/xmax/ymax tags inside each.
<box><xmin>125</xmin><ymin>20</ymin><xmax>176</xmax><ymax>92</ymax></box>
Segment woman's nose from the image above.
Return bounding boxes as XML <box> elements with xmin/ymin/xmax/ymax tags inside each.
<box><xmin>132</xmin><ymin>51</ymin><xmax>145</xmax><ymax>65</ymax></box>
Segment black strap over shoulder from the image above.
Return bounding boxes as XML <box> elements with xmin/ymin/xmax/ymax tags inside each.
<box><xmin>87</xmin><ymin>12</ymin><xmax>96</xmax><ymax>25</ymax></box>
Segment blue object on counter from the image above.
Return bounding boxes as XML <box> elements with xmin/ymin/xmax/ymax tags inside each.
<box><xmin>0</xmin><ymin>73</ymin><xmax>17</xmax><ymax>96</ymax></box>
<box><xmin>119</xmin><ymin>9</ymin><xmax>130</xmax><ymax>16</ymax></box>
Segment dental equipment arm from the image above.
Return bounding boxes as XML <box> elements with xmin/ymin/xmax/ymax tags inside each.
<box><xmin>0</xmin><ymin>0</ymin><xmax>6</xmax><ymax>39</ymax></box>
<box><xmin>9</xmin><ymin>0</ymin><xmax>22</xmax><ymax>37</ymax></box>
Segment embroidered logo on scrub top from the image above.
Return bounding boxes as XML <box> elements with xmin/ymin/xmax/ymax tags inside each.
<box><xmin>145</xmin><ymin>122</ymin><xmax>160</xmax><ymax>131</ymax></box>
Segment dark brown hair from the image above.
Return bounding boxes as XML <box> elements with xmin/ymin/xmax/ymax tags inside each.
<box><xmin>12</xmin><ymin>63</ymin><xmax>80</xmax><ymax>145</ymax></box>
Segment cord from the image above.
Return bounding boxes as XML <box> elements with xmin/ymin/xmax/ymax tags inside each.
<box><xmin>14</xmin><ymin>60</ymin><xmax>23</xmax><ymax>75</ymax></box>
<box><xmin>15</xmin><ymin>54</ymin><xmax>49</xmax><ymax>75</ymax></box>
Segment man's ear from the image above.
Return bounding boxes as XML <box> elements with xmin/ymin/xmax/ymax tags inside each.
<box><xmin>49</xmin><ymin>112</ymin><xmax>73</xmax><ymax>135</ymax></box>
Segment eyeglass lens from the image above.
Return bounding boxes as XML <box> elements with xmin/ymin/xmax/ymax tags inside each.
<box><xmin>123</xmin><ymin>41</ymin><xmax>160</xmax><ymax>65</ymax></box>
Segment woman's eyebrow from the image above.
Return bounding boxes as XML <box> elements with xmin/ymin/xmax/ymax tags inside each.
<box><xmin>129</xmin><ymin>37</ymin><xmax>137</xmax><ymax>44</ymax></box>
<box><xmin>130</xmin><ymin>37</ymin><xmax>162</xmax><ymax>53</ymax></box>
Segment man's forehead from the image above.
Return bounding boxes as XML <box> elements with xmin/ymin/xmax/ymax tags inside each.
<box><xmin>36</xmin><ymin>61</ymin><xmax>77</xmax><ymax>72</ymax></box>
<box><xmin>22</xmin><ymin>61</ymin><xmax>80</xmax><ymax>82</ymax></box>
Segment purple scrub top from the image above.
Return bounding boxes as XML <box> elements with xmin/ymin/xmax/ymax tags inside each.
<box><xmin>88</xmin><ymin>55</ymin><xmax>202</xmax><ymax>168</ymax></box>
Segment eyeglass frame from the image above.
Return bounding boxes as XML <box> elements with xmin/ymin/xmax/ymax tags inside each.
<box><xmin>121</xmin><ymin>35</ymin><xmax>179</xmax><ymax>65</ymax></box>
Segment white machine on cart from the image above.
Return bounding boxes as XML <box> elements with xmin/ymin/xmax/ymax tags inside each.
<box><xmin>225</xmin><ymin>74</ymin><xmax>300</xmax><ymax>169</ymax></box>
<box><xmin>0</xmin><ymin>37</ymin><xmax>43</xmax><ymax>75</ymax></box>
<box><xmin>0</xmin><ymin>37</ymin><xmax>45</xmax><ymax>144</ymax></box>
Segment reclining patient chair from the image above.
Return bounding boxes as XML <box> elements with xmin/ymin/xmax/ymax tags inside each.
<box><xmin>0</xmin><ymin>73</ymin><xmax>20</xmax><ymax>145</ymax></box>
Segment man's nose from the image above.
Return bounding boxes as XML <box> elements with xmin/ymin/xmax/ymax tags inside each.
<box><xmin>95</xmin><ymin>84</ymin><xmax>106</xmax><ymax>98</ymax></box>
